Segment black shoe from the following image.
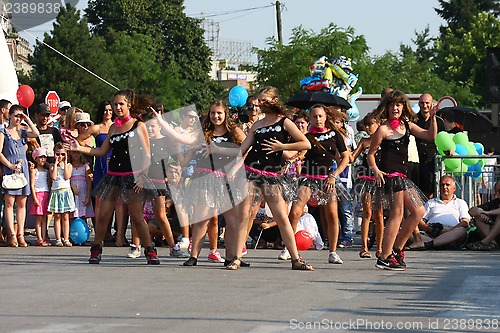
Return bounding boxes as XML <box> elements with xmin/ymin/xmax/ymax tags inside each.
<box><xmin>183</xmin><ymin>257</ymin><xmax>198</xmax><ymax>266</ymax></box>
<box><xmin>375</xmin><ymin>254</ymin><xmax>405</xmax><ymax>271</ymax></box>
<box><xmin>224</xmin><ymin>259</ymin><xmax>250</xmax><ymax>267</ymax></box>
<box><xmin>89</xmin><ymin>244</ymin><xmax>102</xmax><ymax>264</ymax></box>
<box><xmin>393</xmin><ymin>248</ymin><xmax>406</xmax><ymax>268</ymax></box>
<box><xmin>144</xmin><ymin>246</ymin><xmax>160</xmax><ymax>265</ymax></box>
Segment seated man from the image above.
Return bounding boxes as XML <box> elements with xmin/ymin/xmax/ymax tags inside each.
<box><xmin>467</xmin><ymin>181</ymin><xmax>500</xmax><ymax>250</ymax></box>
<box><xmin>408</xmin><ymin>175</ymin><xmax>470</xmax><ymax>250</ymax></box>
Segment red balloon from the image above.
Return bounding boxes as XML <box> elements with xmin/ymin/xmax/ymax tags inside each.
<box><xmin>295</xmin><ymin>230</ymin><xmax>313</xmax><ymax>251</ymax></box>
<box><xmin>16</xmin><ymin>85</ymin><xmax>35</xmax><ymax>108</ymax></box>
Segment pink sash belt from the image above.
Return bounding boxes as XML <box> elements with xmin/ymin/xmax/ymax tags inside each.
<box><xmin>244</xmin><ymin>165</ymin><xmax>281</xmax><ymax>177</ymax></box>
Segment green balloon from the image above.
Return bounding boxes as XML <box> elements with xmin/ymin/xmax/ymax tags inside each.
<box><xmin>435</xmin><ymin>132</ymin><xmax>455</xmax><ymax>152</ymax></box>
<box><xmin>464</xmin><ymin>145</ymin><xmax>479</xmax><ymax>165</ymax></box>
<box><xmin>444</xmin><ymin>157</ymin><xmax>461</xmax><ymax>170</ymax></box>
<box><xmin>453</xmin><ymin>132</ymin><xmax>469</xmax><ymax>146</ymax></box>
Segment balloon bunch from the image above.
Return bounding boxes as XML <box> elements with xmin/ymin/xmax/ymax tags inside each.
<box><xmin>435</xmin><ymin>131</ymin><xmax>485</xmax><ymax>179</ymax></box>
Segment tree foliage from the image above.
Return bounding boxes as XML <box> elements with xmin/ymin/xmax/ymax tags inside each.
<box><xmin>436</xmin><ymin>0</ymin><xmax>500</xmax><ymax>32</ymax></box>
<box><xmin>434</xmin><ymin>12</ymin><xmax>500</xmax><ymax>103</ymax></box>
<box><xmin>85</xmin><ymin>0</ymin><xmax>223</xmax><ymax>111</ymax></box>
<box><xmin>29</xmin><ymin>5</ymin><xmax>114</xmax><ymax>114</ymax></box>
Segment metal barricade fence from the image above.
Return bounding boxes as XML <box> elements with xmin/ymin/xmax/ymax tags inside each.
<box><xmin>436</xmin><ymin>154</ymin><xmax>500</xmax><ymax>206</ymax></box>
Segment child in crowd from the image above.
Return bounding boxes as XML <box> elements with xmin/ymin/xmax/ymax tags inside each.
<box><xmin>351</xmin><ymin>112</ymin><xmax>384</xmax><ymax>258</ymax></box>
<box><xmin>48</xmin><ymin>142</ymin><xmax>75</xmax><ymax>247</ymax></box>
<box><xmin>69</xmin><ymin>150</ymin><xmax>94</xmax><ymax>224</ymax></box>
<box><xmin>29</xmin><ymin>147</ymin><xmax>51</xmax><ymax>246</ymax></box>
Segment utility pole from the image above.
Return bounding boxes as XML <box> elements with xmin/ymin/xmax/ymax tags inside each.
<box><xmin>275</xmin><ymin>1</ymin><xmax>282</xmax><ymax>46</ymax></box>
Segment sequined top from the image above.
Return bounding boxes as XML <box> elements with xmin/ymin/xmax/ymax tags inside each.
<box><xmin>379</xmin><ymin>121</ymin><xmax>410</xmax><ymax>175</ymax></box>
<box><xmin>301</xmin><ymin>130</ymin><xmax>346</xmax><ymax>175</ymax></box>
<box><xmin>108</xmin><ymin>121</ymin><xmax>139</xmax><ymax>173</ymax></box>
<box><xmin>195</xmin><ymin>131</ymin><xmax>238</xmax><ymax>172</ymax></box>
<box><xmin>244</xmin><ymin>117</ymin><xmax>289</xmax><ymax>173</ymax></box>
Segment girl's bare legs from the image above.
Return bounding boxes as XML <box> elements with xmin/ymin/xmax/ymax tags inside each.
<box><xmin>93</xmin><ymin>199</ymin><xmax>117</xmax><ymax>246</ymax></box>
<box><xmin>380</xmin><ymin>191</ymin><xmax>404</xmax><ymax>259</ymax></box>
<box><xmin>189</xmin><ymin>219</ymin><xmax>210</xmax><ymax>258</ymax></box>
<box><xmin>324</xmin><ymin>197</ymin><xmax>339</xmax><ymax>253</ymax></box>
<box><xmin>62</xmin><ymin>212</ymin><xmax>70</xmax><ymax>242</ymax></box>
<box><xmin>261</xmin><ymin>184</ymin><xmax>301</xmax><ymax>260</ymax></box>
<box><xmin>35</xmin><ymin>216</ymin><xmax>44</xmax><ymax>242</ymax></box>
<box><xmin>127</xmin><ymin>200</ymin><xmax>152</xmax><ymax>248</ymax></box>
<box><xmin>393</xmin><ymin>191</ymin><xmax>425</xmax><ymax>251</ymax></box>
<box><xmin>114</xmin><ymin>202</ymin><xmax>129</xmax><ymax>246</ymax></box>
<box><xmin>3</xmin><ymin>194</ymin><xmax>16</xmax><ymax>239</ymax></box>
<box><xmin>208</xmin><ymin>215</ymin><xmax>218</xmax><ymax>251</ymax></box>
<box><xmin>152</xmin><ymin>196</ymin><xmax>176</xmax><ymax>247</ymax></box>
<box><xmin>225</xmin><ymin>194</ymin><xmax>254</xmax><ymax>260</ymax></box>
<box><xmin>53</xmin><ymin>214</ymin><xmax>61</xmax><ymax>242</ymax></box>
<box><xmin>289</xmin><ymin>186</ymin><xmax>312</xmax><ymax>233</ymax></box>
<box><xmin>15</xmin><ymin>196</ymin><xmax>27</xmax><ymax>241</ymax></box>
<box><xmin>360</xmin><ymin>193</ymin><xmax>372</xmax><ymax>252</ymax></box>
<box><xmin>374</xmin><ymin>208</ymin><xmax>384</xmax><ymax>256</ymax></box>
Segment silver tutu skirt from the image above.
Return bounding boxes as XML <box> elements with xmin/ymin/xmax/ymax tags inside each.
<box><xmin>297</xmin><ymin>176</ymin><xmax>352</xmax><ymax>206</ymax></box>
<box><xmin>246</xmin><ymin>169</ymin><xmax>298</xmax><ymax>204</ymax></box>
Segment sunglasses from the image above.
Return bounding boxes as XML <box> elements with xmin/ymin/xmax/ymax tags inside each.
<box><xmin>77</xmin><ymin>123</ymin><xmax>91</xmax><ymax>127</ymax></box>
<box><xmin>55</xmin><ymin>152</ymin><xmax>66</xmax><ymax>156</ymax></box>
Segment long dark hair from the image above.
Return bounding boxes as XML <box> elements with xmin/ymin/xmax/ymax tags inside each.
<box><xmin>203</xmin><ymin>100</ymin><xmax>242</xmax><ymax>145</ymax></box>
<box><xmin>113</xmin><ymin>89</ymin><xmax>151</xmax><ymax>119</ymax></box>
<box><xmin>307</xmin><ymin>104</ymin><xmax>344</xmax><ymax>151</ymax></box>
<box><xmin>95</xmin><ymin>100</ymin><xmax>113</xmax><ymax>124</ymax></box>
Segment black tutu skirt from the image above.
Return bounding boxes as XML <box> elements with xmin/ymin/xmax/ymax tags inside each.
<box><xmin>245</xmin><ymin>167</ymin><xmax>298</xmax><ymax>204</ymax></box>
<box><xmin>355</xmin><ymin>175</ymin><xmax>427</xmax><ymax>211</ymax></box>
<box><xmin>93</xmin><ymin>174</ymin><xmax>158</xmax><ymax>204</ymax></box>
<box><xmin>297</xmin><ymin>176</ymin><xmax>352</xmax><ymax>206</ymax></box>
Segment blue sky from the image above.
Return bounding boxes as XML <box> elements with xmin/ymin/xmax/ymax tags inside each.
<box><xmin>19</xmin><ymin>0</ymin><xmax>446</xmax><ymax>57</ymax></box>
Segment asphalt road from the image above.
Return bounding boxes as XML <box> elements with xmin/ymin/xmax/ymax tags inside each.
<box><xmin>1</xmin><ymin>237</ymin><xmax>499</xmax><ymax>333</ymax></box>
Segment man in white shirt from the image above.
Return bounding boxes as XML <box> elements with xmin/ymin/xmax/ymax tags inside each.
<box><xmin>407</xmin><ymin>175</ymin><xmax>470</xmax><ymax>250</ymax></box>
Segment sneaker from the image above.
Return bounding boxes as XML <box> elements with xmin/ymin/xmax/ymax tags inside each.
<box><xmin>177</xmin><ymin>238</ymin><xmax>190</xmax><ymax>252</ymax></box>
<box><xmin>183</xmin><ymin>256</ymin><xmax>198</xmax><ymax>266</ymax></box>
<box><xmin>170</xmin><ymin>248</ymin><xmax>189</xmax><ymax>258</ymax></box>
<box><xmin>89</xmin><ymin>244</ymin><xmax>102</xmax><ymax>264</ymax></box>
<box><xmin>127</xmin><ymin>245</ymin><xmax>142</xmax><ymax>258</ymax></box>
<box><xmin>278</xmin><ymin>248</ymin><xmax>291</xmax><ymax>260</ymax></box>
<box><xmin>338</xmin><ymin>240</ymin><xmax>353</xmax><ymax>248</ymax></box>
<box><xmin>328</xmin><ymin>252</ymin><xmax>344</xmax><ymax>264</ymax></box>
<box><xmin>242</xmin><ymin>246</ymin><xmax>247</xmax><ymax>256</ymax></box>
<box><xmin>375</xmin><ymin>254</ymin><xmax>405</xmax><ymax>271</ymax></box>
<box><xmin>144</xmin><ymin>246</ymin><xmax>160</xmax><ymax>265</ymax></box>
<box><xmin>393</xmin><ymin>248</ymin><xmax>406</xmax><ymax>268</ymax></box>
<box><xmin>208</xmin><ymin>250</ymin><xmax>225</xmax><ymax>263</ymax></box>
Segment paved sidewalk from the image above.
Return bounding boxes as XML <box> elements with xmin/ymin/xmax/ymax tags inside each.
<box><xmin>1</xmin><ymin>240</ymin><xmax>499</xmax><ymax>333</ymax></box>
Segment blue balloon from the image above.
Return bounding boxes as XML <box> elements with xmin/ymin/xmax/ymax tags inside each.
<box><xmin>70</xmin><ymin>218</ymin><xmax>90</xmax><ymax>244</ymax></box>
<box><xmin>229</xmin><ymin>86</ymin><xmax>248</xmax><ymax>107</ymax></box>
<box><xmin>454</xmin><ymin>144</ymin><xmax>467</xmax><ymax>156</ymax></box>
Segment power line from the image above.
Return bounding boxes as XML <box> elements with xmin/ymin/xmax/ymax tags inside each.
<box><xmin>187</xmin><ymin>4</ymin><xmax>274</xmax><ymax>19</ymax></box>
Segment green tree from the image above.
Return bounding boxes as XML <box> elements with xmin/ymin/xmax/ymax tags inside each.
<box><xmin>85</xmin><ymin>0</ymin><xmax>223</xmax><ymax>111</ymax></box>
<box><xmin>434</xmin><ymin>12</ymin><xmax>500</xmax><ymax>105</ymax></box>
<box><xmin>436</xmin><ymin>0</ymin><xmax>500</xmax><ymax>32</ymax></box>
<box><xmin>29</xmin><ymin>5</ymin><xmax>115</xmax><ymax>114</ymax></box>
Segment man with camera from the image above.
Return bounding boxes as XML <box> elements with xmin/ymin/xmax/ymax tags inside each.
<box><xmin>406</xmin><ymin>175</ymin><xmax>470</xmax><ymax>250</ymax></box>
